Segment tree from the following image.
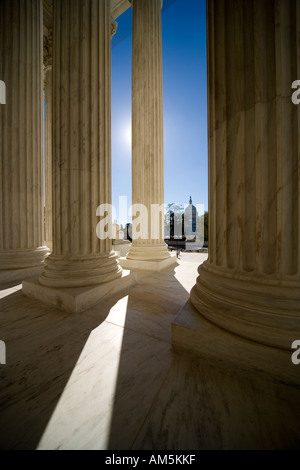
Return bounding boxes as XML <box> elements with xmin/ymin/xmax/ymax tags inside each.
<box><xmin>164</xmin><ymin>204</ymin><xmax>185</xmax><ymax>239</ymax></box>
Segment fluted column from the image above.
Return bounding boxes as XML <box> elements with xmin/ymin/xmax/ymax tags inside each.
<box><xmin>44</xmin><ymin>30</ymin><xmax>53</xmax><ymax>252</ymax></box>
<box><xmin>0</xmin><ymin>0</ymin><xmax>49</xmax><ymax>276</ymax></box>
<box><xmin>39</xmin><ymin>0</ymin><xmax>121</xmax><ymax>288</ymax></box>
<box><xmin>190</xmin><ymin>0</ymin><xmax>300</xmax><ymax>350</ymax></box>
<box><xmin>120</xmin><ymin>0</ymin><xmax>176</xmax><ymax>271</ymax></box>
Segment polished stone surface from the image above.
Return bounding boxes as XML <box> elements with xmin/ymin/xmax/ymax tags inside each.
<box><xmin>39</xmin><ymin>0</ymin><xmax>121</xmax><ymax>290</ymax></box>
<box><xmin>172</xmin><ymin>300</ymin><xmax>300</xmax><ymax>387</ymax></box>
<box><xmin>0</xmin><ymin>266</ymin><xmax>44</xmax><ymax>289</ymax></box>
<box><xmin>0</xmin><ymin>254</ymin><xmax>300</xmax><ymax>450</ymax></box>
<box><xmin>124</xmin><ymin>0</ymin><xmax>172</xmax><ymax>268</ymax></box>
<box><xmin>44</xmin><ymin>58</ymin><xmax>52</xmax><ymax>253</ymax></box>
<box><xmin>191</xmin><ymin>0</ymin><xmax>300</xmax><ymax>352</ymax></box>
<box><xmin>119</xmin><ymin>253</ymin><xmax>177</xmax><ymax>272</ymax></box>
<box><xmin>113</xmin><ymin>240</ymin><xmax>130</xmax><ymax>258</ymax></box>
<box><xmin>0</xmin><ymin>0</ymin><xmax>49</xmax><ymax>274</ymax></box>
<box><xmin>23</xmin><ymin>270</ymin><xmax>136</xmax><ymax>314</ymax></box>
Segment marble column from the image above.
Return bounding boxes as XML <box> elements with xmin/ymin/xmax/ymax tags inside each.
<box><xmin>0</xmin><ymin>0</ymin><xmax>49</xmax><ymax>284</ymax></box>
<box><xmin>119</xmin><ymin>0</ymin><xmax>176</xmax><ymax>272</ymax></box>
<box><xmin>44</xmin><ymin>30</ymin><xmax>53</xmax><ymax>252</ymax></box>
<box><xmin>23</xmin><ymin>0</ymin><xmax>135</xmax><ymax>313</ymax></box>
<box><xmin>190</xmin><ymin>0</ymin><xmax>300</xmax><ymax>351</ymax></box>
<box><xmin>36</xmin><ymin>0</ymin><xmax>122</xmax><ymax>290</ymax></box>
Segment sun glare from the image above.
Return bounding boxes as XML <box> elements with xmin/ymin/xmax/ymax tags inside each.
<box><xmin>123</xmin><ymin>122</ymin><xmax>132</xmax><ymax>147</ymax></box>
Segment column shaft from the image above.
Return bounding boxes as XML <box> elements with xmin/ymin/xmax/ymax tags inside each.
<box><xmin>123</xmin><ymin>0</ymin><xmax>175</xmax><ymax>269</ymax></box>
<box><xmin>44</xmin><ymin>65</ymin><xmax>52</xmax><ymax>251</ymax></box>
<box><xmin>44</xmin><ymin>29</ymin><xmax>53</xmax><ymax>252</ymax></box>
<box><xmin>39</xmin><ymin>0</ymin><xmax>121</xmax><ymax>288</ymax></box>
<box><xmin>191</xmin><ymin>0</ymin><xmax>300</xmax><ymax>350</ymax></box>
<box><xmin>0</xmin><ymin>0</ymin><xmax>48</xmax><ymax>271</ymax></box>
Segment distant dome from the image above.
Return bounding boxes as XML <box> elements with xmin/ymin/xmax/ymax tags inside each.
<box><xmin>184</xmin><ymin>197</ymin><xmax>197</xmax><ymax>235</ymax></box>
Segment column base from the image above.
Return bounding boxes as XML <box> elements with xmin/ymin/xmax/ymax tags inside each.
<box><xmin>119</xmin><ymin>242</ymin><xmax>177</xmax><ymax>272</ymax></box>
<box><xmin>172</xmin><ymin>300</ymin><xmax>300</xmax><ymax>387</ymax></box>
<box><xmin>0</xmin><ymin>246</ymin><xmax>49</xmax><ymax>269</ymax></box>
<box><xmin>0</xmin><ymin>247</ymin><xmax>49</xmax><ymax>287</ymax></box>
<box><xmin>0</xmin><ymin>265</ymin><xmax>45</xmax><ymax>288</ymax></box>
<box><xmin>119</xmin><ymin>253</ymin><xmax>177</xmax><ymax>272</ymax></box>
<box><xmin>190</xmin><ymin>262</ymin><xmax>300</xmax><ymax>351</ymax></box>
<box><xmin>39</xmin><ymin>251</ymin><xmax>122</xmax><ymax>288</ymax></box>
<box><xmin>22</xmin><ymin>270</ymin><xmax>136</xmax><ymax>314</ymax></box>
<box><xmin>112</xmin><ymin>240</ymin><xmax>130</xmax><ymax>258</ymax></box>
<box><xmin>45</xmin><ymin>240</ymin><xmax>53</xmax><ymax>252</ymax></box>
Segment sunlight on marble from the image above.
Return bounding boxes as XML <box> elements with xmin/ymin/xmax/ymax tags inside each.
<box><xmin>0</xmin><ymin>284</ymin><xmax>22</xmax><ymax>299</ymax></box>
<box><xmin>37</xmin><ymin>296</ymin><xmax>129</xmax><ymax>450</ymax></box>
<box><xmin>174</xmin><ymin>253</ymin><xmax>208</xmax><ymax>294</ymax></box>
<box><xmin>105</xmin><ymin>295</ymin><xmax>131</xmax><ymax>328</ymax></box>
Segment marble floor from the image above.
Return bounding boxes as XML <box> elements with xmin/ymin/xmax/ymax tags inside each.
<box><xmin>0</xmin><ymin>253</ymin><xmax>299</xmax><ymax>450</ymax></box>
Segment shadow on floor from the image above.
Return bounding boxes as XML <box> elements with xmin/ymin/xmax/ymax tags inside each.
<box><xmin>1</xmin><ymin>259</ymin><xmax>300</xmax><ymax>450</ymax></box>
<box><xmin>0</xmin><ymin>286</ymin><xmax>131</xmax><ymax>450</ymax></box>
<box><xmin>105</xmin><ymin>267</ymin><xmax>191</xmax><ymax>450</ymax></box>
<box><xmin>106</xmin><ymin>268</ymin><xmax>300</xmax><ymax>450</ymax></box>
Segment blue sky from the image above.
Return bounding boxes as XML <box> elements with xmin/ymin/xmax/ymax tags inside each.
<box><xmin>111</xmin><ymin>0</ymin><xmax>208</xmax><ymax>226</ymax></box>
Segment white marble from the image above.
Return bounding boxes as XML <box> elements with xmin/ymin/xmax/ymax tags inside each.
<box><xmin>0</xmin><ymin>266</ymin><xmax>44</xmax><ymax>289</ymax></box>
<box><xmin>123</xmin><ymin>0</ymin><xmax>175</xmax><ymax>270</ymax></box>
<box><xmin>132</xmin><ymin>352</ymin><xmax>300</xmax><ymax>450</ymax></box>
<box><xmin>119</xmin><ymin>253</ymin><xmax>177</xmax><ymax>273</ymax></box>
<box><xmin>0</xmin><ymin>285</ymin><xmax>22</xmax><ymax>300</ymax></box>
<box><xmin>112</xmin><ymin>0</ymin><xmax>130</xmax><ymax>19</ymax></box>
<box><xmin>0</xmin><ymin>255</ymin><xmax>300</xmax><ymax>450</ymax></box>
<box><xmin>37</xmin><ymin>323</ymin><xmax>171</xmax><ymax>450</ymax></box>
<box><xmin>43</xmin><ymin>29</ymin><xmax>53</xmax><ymax>252</ymax></box>
<box><xmin>190</xmin><ymin>0</ymin><xmax>300</xmax><ymax>354</ymax></box>
<box><xmin>24</xmin><ymin>0</ymin><xmax>122</xmax><ymax>311</ymax></box>
<box><xmin>113</xmin><ymin>240</ymin><xmax>130</xmax><ymax>258</ymax></box>
<box><xmin>23</xmin><ymin>270</ymin><xmax>136</xmax><ymax>314</ymax></box>
<box><xmin>0</xmin><ymin>0</ymin><xmax>49</xmax><ymax>277</ymax></box>
<box><xmin>172</xmin><ymin>300</ymin><xmax>300</xmax><ymax>387</ymax></box>
<box><xmin>1</xmin><ymin>0</ymin><xmax>300</xmax><ymax>452</ymax></box>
